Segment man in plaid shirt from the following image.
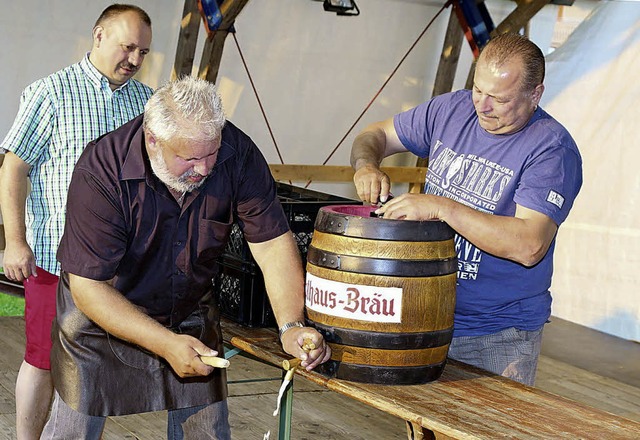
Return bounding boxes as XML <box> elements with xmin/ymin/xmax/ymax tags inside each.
<box><xmin>0</xmin><ymin>4</ymin><xmax>153</xmax><ymax>438</ymax></box>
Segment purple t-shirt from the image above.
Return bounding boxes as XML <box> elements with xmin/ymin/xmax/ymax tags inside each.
<box><xmin>394</xmin><ymin>90</ymin><xmax>582</xmax><ymax>336</ymax></box>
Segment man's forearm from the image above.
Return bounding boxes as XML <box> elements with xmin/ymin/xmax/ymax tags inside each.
<box><xmin>0</xmin><ymin>155</ymin><xmax>30</xmax><ymax>244</ymax></box>
<box><xmin>248</xmin><ymin>233</ymin><xmax>306</xmax><ymax>326</ymax></box>
<box><xmin>437</xmin><ymin>196</ymin><xmax>557</xmax><ymax>267</ymax></box>
<box><xmin>68</xmin><ymin>274</ymin><xmax>176</xmax><ymax>356</ymax></box>
<box><xmin>350</xmin><ymin>130</ymin><xmax>386</xmax><ymax>170</ymax></box>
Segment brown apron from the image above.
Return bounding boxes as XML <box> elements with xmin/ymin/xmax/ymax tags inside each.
<box><xmin>50</xmin><ymin>273</ymin><xmax>227</xmax><ymax>416</ymax></box>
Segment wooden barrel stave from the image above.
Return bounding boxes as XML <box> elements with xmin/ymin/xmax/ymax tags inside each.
<box><xmin>306</xmin><ymin>205</ymin><xmax>457</xmax><ymax>385</ymax></box>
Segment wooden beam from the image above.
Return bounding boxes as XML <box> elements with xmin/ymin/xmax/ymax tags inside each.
<box><xmin>493</xmin><ymin>0</ymin><xmax>552</xmax><ymax>35</ymax></box>
<box><xmin>269</xmin><ymin>164</ymin><xmax>426</xmax><ymax>184</ymax></box>
<box><xmin>418</xmin><ymin>6</ymin><xmax>462</xmax><ymax>171</ymax></box>
<box><xmin>198</xmin><ymin>0</ymin><xmax>250</xmax><ymax>83</ymax></box>
<box><xmin>464</xmin><ymin>0</ymin><xmax>552</xmax><ymax>89</ymax></box>
<box><xmin>199</xmin><ymin>32</ymin><xmax>227</xmax><ymax>83</ymax></box>
<box><xmin>406</xmin><ymin>421</ymin><xmax>434</xmax><ymax>440</ymax></box>
<box><xmin>464</xmin><ymin>59</ymin><xmax>477</xmax><ymax>90</ymax></box>
<box><xmin>171</xmin><ymin>0</ymin><xmax>202</xmax><ymax>80</ymax></box>
<box><xmin>431</xmin><ymin>7</ymin><xmax>464</xmax><ymax>99</ymax></box>
<box><xmin>269</xmin><ymin>165</ymin><xmax>427</xmax><ymax>195</ymax></box>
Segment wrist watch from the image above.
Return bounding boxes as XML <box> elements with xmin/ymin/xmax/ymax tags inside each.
<box><xmin>278</xmin><ymin>320</ymin><xmax>304</xmax><ymax>339</ymax></box>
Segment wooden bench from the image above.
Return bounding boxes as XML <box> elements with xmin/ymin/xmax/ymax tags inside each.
<box><xmin>221</xmin><ymin>318</ymin><xmax>640</xmax><ymax>440</ymax></box>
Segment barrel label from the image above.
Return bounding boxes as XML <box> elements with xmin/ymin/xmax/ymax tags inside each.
<box><xmin>305</xmin><ymin>273</ymin><xmax>402</xmax><ymax>322</ymax></box>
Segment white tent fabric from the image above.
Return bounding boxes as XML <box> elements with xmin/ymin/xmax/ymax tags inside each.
<box><xmin>0</xmin><ymin>0</ymin><xmax>636</xmax><ymax>341</ymax></box>
<box><xmin>541</xmin><ymin>0</ymin><xmax>640</xmax><ymax>342</ymax></box>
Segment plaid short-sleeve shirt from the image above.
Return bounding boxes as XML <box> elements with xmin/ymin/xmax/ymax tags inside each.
<box><xmin>0</xmin><ymin>54</ymin><xmax>153</xmax><ymax>275</ymax></box>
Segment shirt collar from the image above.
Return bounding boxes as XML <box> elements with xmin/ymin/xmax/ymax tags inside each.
<box><xmin>80</xmin><ymin>52</ymin><xmax>130</xmax><ymax>92</ymax></box>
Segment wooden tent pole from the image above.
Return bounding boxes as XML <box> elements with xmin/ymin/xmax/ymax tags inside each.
<box><xmin>199</xmin><ymin>0</ymin><xmax>250</xmax><ymax>83</ymax></box>
<box><xmin>171</xmin><ymin>0</ymin><xmax>202</xmax><ymax>80</ymax></box>
<box><xmin>415</xmin><ymin>6</ymin><xmax>464</xmax><ymax>173</ymax></box>
<box><xmin>171</xmin><ymin>0</ymin><xmax>250</xmax><ymax>83</ymax></box>
<box><xmin>464</xmin><ymin>0</ymin><xmax>552</xmax><ymax>88</ymax></box>
<box><xmin>432</xmin><ymin>7</ymin><xmax>465</xmax><ymax>99</ymax></box>
<box><xmin>494</xmin><ymin>0</ymin><xmax>552</xmax><ymax>35</ymax></box>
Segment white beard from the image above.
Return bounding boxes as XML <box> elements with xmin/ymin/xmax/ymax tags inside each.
<box><xmin>148</xmin><ymin>149</ymin><xmax>207</xmax><ymax>194</ymax></box>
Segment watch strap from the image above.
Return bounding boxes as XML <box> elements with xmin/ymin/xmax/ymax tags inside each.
<box><xmin>278</xmin><ymin>321</ymin><xmax>305</xmax><ymax>339</ymax></box>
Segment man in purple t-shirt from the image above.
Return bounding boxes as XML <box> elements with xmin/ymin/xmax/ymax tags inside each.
<box><xmin>350</xmin><ymin>33</ymin><xmax>582</xmax><ymax>386</ymax></box>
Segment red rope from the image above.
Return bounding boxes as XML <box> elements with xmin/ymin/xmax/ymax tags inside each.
<box><xmin>230</xmin><ymin>2</ymin><xmax>452</xmax><ymax>187</ymax></box>
<box><xmin>232</xmin><ymin>32</ymin><xmax>286</xmax><ymax>165</ymax></box>
<box><xmin>319</xmin><ymin>1</ymin><xmax>452</xmax><ymax>169</ymax></box>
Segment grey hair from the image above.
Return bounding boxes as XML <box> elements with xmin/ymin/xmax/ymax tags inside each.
<box><xmin>143</xmin><ymin>76</ymin><xmax>226</xmax><ymax>142</ymax></box>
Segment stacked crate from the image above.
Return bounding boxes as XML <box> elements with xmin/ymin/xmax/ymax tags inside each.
<box><xmin>214</xmin><ymin>182</ymin><xmax>359</xmax><ymax>327</ymax></box>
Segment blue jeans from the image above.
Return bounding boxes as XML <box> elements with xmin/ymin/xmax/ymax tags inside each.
<box><xmin>447</xmin><ymin>326</ymin><xmax>544</xmax><ymax>386</ymax></box>
<box><xmin>41</xmin><ymin>392</ymin><xmax>231</xmax><ymax>439</ymax></box>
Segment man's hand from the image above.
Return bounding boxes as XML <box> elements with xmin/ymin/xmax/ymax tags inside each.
<box><xmin>350</xmin><ymin>118</ymin><xmax>407</xmax><ymax>204</ymax></box>
<box><xmin>374</xmin><ymin>193</ymin><xmax>445</xmax><ymax>221</ymax></box>
<box><xmin>375</xmin><ymin>193</ymin><xmax>558</xmax><ymax>267</ymax></box>
<box><xmin>280</xmin><ymin>327</ymin><xmax>331</xmax><ymax>371</ymax></box>
<box><xmin>160</xmin><ymin>333</ymin><xmax>221</xmax><ymax>378</ymax></box>
<box><xmin>353</xmin><ymin>165</ymin><xmax>392</xmax><ymax>205</ymax></box>
<box><xmin>2</xmin><ymin>240</ymin><xmax>37</xmax><ymax>281</ymax></box>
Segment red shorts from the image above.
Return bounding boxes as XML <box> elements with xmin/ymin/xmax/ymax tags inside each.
<box><xmin>23</xmin><ymin>267</ymin><xmax>59</xmax><ymax>370</ymax></box>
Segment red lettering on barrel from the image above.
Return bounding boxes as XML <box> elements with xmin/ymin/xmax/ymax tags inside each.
<box><xmin>343</xmin><ymin>288</ymin><xmax>397</xmax><ymax>317</ymax></box>
<box><xmin>372</xmin><ymin>294</ymin><xmax>396</xmax><ymax>317</ymax></box>
<box><xmin>344</xmin><ymin>287</ymin><xmax>360</xmax><ymax>313</ymax></box>
<box><xmin>306</xmin><ymin>279</ymin><xmax>338</xmax><ymax>309</ymax></box>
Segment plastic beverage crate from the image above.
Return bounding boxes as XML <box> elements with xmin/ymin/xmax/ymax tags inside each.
<box><xmin>214</xmin><ymin>182</ymin><xmax>359</xmax><ymax>327</ymax></box>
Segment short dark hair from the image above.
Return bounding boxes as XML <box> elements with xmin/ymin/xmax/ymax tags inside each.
<box><xmin>480</xmin><ymin>33</ymin><xmax>545</xmax><ymax>92</ymax></box>
<box><xmin>94</xmin><ymin>4</ymin><xmax>151</xmax><ymax>28</ymax></box>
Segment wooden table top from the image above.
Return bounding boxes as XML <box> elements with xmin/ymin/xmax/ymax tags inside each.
<box><xmin>221</xmin><ymin>318</ymin><xmax>640</xmax><ymax>439</ymax></box>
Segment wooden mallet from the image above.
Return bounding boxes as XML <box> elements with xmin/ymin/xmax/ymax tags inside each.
<box><xmin>200</xmin><ymin>356</ymin><xmax>230</xmax><ymax>369</ymax></box>
<box><xmin>282</xmin><ymin>338</ymin><xmax>316</xmax><ymax>371</ymax></box>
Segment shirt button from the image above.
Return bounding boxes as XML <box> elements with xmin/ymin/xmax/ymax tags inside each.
<box><xmin>175</xmin><ymin>241</ymin><xmax>182</xmax><ymax>246</ymax></box>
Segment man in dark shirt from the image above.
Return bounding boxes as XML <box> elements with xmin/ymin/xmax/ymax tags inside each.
<box><xmin>42</xmin><ymin>75</ymin><xmax>330</xmax><ymax>439</ymax></box>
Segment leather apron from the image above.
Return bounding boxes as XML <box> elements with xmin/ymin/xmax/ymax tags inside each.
<box><xmin>50</xmin><ymin>273</ymin><xmax>227</xmax><ymax>416</ymax></box>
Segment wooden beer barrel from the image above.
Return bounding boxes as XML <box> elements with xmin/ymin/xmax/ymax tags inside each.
<box><xmin>305</xmin><ymin>205</ymin><xmax>457</xmax><ymax>385</ymax></box>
